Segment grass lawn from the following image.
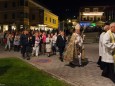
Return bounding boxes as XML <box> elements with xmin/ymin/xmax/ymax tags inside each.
<box><xmin>0</xmin><ymin>58</ymin><xmax>70</xmax><ymax>86</ymax></box>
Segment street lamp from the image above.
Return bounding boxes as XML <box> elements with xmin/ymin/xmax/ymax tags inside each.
<box><xmin>63</xmin><ymin>21</ymin><xmax>64</xmax><ymax>31</ymax></box>
<box><xmin>68</xmin><ymin>19</ymin><xmax>71</xmax><ymax>23</ymax></box>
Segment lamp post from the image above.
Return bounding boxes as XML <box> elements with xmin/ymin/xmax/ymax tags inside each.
<box><xmin>62</xmin><ymin>21</ymin><xmax>64</xmax><ymax>31</ymax></box>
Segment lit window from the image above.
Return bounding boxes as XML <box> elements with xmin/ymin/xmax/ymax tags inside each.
<box><xmin>93</xmin><ymin>8</ymin><xmax>98</xmax><ymax>12</ymax></box>
<box><xmin>85</xmin><ymin>8</ymin><xmax>90</xmax><ymax>12</ymax></box>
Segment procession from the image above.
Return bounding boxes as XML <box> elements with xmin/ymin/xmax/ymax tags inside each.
<box><xmin>0</xmin><ymin>0</ymin><xmax>115</xmax><ymax>85</ymax></box>
<box><xmin>0</xmin><ymin>22</ymin><xmax>85</xmax><ymax>66</ymax></box>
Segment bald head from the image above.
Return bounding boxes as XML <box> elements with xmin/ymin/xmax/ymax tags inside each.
<box><xmin>110</xmin><ymin>22</ymin><xmax>115</xmax><ymax>32</ymax></box>
<box><xmin>103</xmin><ymin>25</ymin><xmax>110</xmax><ymax>31</ymax></box>
<box><xmin>110</xmin><ymin>22</ymin><xmax>115</xmax><ymax>28</ymax></box>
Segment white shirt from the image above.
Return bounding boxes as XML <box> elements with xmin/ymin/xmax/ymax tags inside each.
<box><xmin>52</xmin><ymin>35</ymin><xmax>57</xmax><ymax>44</ymax></box>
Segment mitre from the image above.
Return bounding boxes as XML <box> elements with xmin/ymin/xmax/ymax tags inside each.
<box><xmin>75</xmin><ymin>23</ymin><xmax>80</xmax><ymax>30</ymax></box>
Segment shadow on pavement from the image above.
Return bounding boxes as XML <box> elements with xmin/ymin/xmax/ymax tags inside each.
<box><xmin>65</xmin><ymin>58</ymin><xmax>89</xmax><ymax>68</ymax></box>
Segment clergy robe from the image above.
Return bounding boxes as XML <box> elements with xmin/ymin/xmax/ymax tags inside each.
<box><xmin>102</xmin><ymin>30</ymin><xmax>115</xmax><ymax>83</ymax></box>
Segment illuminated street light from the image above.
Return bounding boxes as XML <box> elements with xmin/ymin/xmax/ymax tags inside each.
<box><xmin>68</xmin><ymin>20</ymin><xmax>71</xmax><ymax>23</ymax></box>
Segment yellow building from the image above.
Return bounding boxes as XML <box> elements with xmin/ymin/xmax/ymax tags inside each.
<box><xmin>44</xmin><ymin>10</ymin><xmax>58</xmax><ymax>29</ymax></box>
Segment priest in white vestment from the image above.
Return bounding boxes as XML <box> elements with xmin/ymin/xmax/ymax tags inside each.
<box><xmin>102</xmin><ymin>22</ymin><xmax>115</xmax><ymax>83</ymax></box>
<box><xmin>97</xmin><ymin>25</ymin><xmax>110</xmax><ymax>69</ymax></box>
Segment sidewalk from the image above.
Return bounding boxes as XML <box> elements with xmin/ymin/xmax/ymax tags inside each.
<box><xmin>0</xmin><ymin>44</ymin><xmax>115</xmax><ymax>86</ymax></box>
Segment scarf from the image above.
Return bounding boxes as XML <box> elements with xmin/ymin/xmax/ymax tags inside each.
<box><xmin>108</xmin><ymin>30</ymin><xmax>115</xmax><ymax>72</ymax></box>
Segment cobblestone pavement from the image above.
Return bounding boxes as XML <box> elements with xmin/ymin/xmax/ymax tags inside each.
<box><xmin>0</xmin><ymin>43</ymin><xmax>115</xmax><ymax>86</ymax></box>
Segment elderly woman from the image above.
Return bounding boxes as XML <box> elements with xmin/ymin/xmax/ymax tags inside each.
<box><xmin>64</xmin><ymin>23</ymin><xmax>83</xmax><ymax>67</ymax></box>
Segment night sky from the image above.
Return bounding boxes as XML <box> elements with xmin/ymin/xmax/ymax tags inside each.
<box><xmin>35</xmin><ymin>0</ymin><xmax>114</xmax><ymax>20</ymax></box>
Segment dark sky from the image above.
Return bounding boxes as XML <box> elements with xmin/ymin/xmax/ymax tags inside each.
<box><xmin>35</xmin><ymin>0</ymin><xmax>114</xmax><ymax>20</ymax></box>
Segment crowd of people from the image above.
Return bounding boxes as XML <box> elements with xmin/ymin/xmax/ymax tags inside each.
<box><xmin>0</xmin><ymin>22</ymin><xmax>85</xmax><ymax>67</ymax></box>
<box><xmin>97</xmin><ymin>22</ymin><xmax>115</xmax><ymax>83</ymax></box>
<box><xmin>0</xmin><ymin>30</ymin><xmax>59</xmax><ymax>60</ymax></box>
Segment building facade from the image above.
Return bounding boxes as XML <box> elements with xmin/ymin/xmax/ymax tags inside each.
<box><xmin>79</xmin><ymin>6</ymin><xmax>106</xmax><ymax>27</ymax></box>
<box><xmin>0</xmin><ymin>0</ymin><xmax>58</xmax><ymax>32</ymax></box>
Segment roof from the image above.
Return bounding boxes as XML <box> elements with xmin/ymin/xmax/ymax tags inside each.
<box><xmin>29</xmin><ymin>0</ymin><xmax>51</xmax><ymax>12</ymax></box>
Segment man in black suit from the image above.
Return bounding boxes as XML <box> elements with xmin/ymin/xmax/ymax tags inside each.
<box><xmin>56</xmin><ymin>31</ymin><xmax>66</xmax><ymax>62</ymax></box>
<box><xmin>20</xmin><ymin>30</ymin><xmax>29</xmax><ymax>60</ymax></box>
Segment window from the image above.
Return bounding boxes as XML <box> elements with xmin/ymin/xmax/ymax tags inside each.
<box><xmin>24</xmin><ymin>13</ymin><xmax>28</xmax><ymax>18</ymax></box>
<box><xmin>55</xmin><ymin>20</ymin><xmax>56</xmax><ymax>24</ymax></box>
<box><xmin>45</xmin><ymin>17</ymin><xmax>47</xmax><ymax>21</ymax></box>
<box><xmin>32</xmin><ymin>14</ymin><xmax>35</xmax><ymax>20</ymax></box>
<box><xmin>4</xmin><ymin>14</ymin><xmax>8</xmax><ymax>19</ymax></box>
<box><xmin>53</xmin><ymin>19</ymin><xmax>55</xmax><ymax>24</ymax></box>
<box><xmin>20</xmin><ymin>0</ymin><xmax>24</xmax><ymax>6</ymax></box>
<box><xmin>94</xmin><ymin>16</ymin><xmax>97</xmax><ymax>21</ymax></box>
<box><xmin>12</xmin><ymin>13</ymin><xmax>15</xmax><ymax>19</ymax></box>
<box><xmin>90</xmin><ymin>18</ymin><xmax>93</xmax><ymax>21</ymax></box>
<box><xmin>85</xmin><ymin>8</ymin><xmax>90</xmax><ymax>12</ymax></box>
<box><xmin>25</xmin><ymin>1</ymin><xmax>28</xmax><ymax>6</ymax></box>
<box><xmin>97</xmin><ymin>17</ymin><xmax>100</xmax><ymax>21</ymax></box>
<box><xmin>12</xmin><ymin>2</ymin><xmax>16</xmax><ymax>7</ymax></box>
<box><xmin>87</xmin><ymin>16</ymin><xmax>89</xmax><ymax>21</ymax></box>
<box><xmin>83</xmin><ymin>18</ymin><xmax>86</xmax><ymax>21</ymax></box>
<box><xmin>19</xmin><ymin>12</ymin><xmax>28</xmax><ymax>18</ymax></box>
<box><xmin>50</xmin><ymin>18</ymin><xmax>51</xmax><ymax>22</ymax></box>
<box><xmin>53</xmin><ymin>19</ymin><xmax>56</xmax><ymax>24</ymax></box>
<box><xmin>93</xmin><ymin>8</ymin><xmax>98</xmax><ymax>12</ymax></box>
<box><xmin>4</xmin><ymin>2</ymin><xmax>8</xmax><ymax>8</ymax></box>
<box><xmin>20</xmin><ymin>12</ymin><xmax>23</xmax><ymax>18</ymax></box>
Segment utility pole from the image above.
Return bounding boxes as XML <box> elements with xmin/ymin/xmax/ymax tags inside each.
<box><xmin>63</xmin><ymin>21</ymin><xmax>64</xmax><ymax>31</ymax></box>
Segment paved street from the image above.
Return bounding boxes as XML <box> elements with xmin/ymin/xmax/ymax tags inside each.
<box><xmin>0</xmin><ymin>43</ymin><xmax>115</xmax><ymax>86</ymax></box>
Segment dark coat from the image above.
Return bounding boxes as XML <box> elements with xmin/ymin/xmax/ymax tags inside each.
<box><xmin>20</xmin><ymin>34</ymin><xmax>29</xmax><ymax>46</ymax></box>
<box><xmin>56</xmin><ymin>35</ymin><xmax>66</xmax><ymax>48</ymax></box>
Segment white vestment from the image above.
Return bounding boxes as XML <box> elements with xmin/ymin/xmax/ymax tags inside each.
<box><xmin>102</xmin><ymin>30</ymin><xmax>115</xmax><ymax>63</ymax></box>
<box><xmin>75</xmin><ymin>34</ymin><xmax>83</xmax><ymax>47</ymax></box>
<box><xmin>99</xmin><ymin>32</ymin><xmax>105</xmax><ymax>56</ymax></box>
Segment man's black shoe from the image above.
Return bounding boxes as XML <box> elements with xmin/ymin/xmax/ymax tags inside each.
<box><xmin>66</xmin><ymin>62</ymin><xmax>76</xmax><ymax>68</ymax></box>
<box><xmin>78</xmin><ymin>65</ymin><xmax>84</xmax><ymax>67</ymax></box>
<box><xmin>101</xmin><ymin>73</ymin><xmax>109</xmax><ymax>78</ymax></box>
<box><xmin>22</xmin><ymin>54</ymin><xmax>25</xmax><ymax>59</ymax></box>
<box><xmin>61</xmin><ymin>59</ymin><xmax>63</xmax><ymax>62</ymax></box>
<box><xmin>59</xmin><ymin>57</ymin><xmax>63</xmax><ymax>62</ymax></box>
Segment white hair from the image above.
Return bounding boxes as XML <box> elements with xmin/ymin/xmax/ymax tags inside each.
<box><xmin>103</xmin><ymin>25</ymin><xmax>110</xmax><ymax>30</ymax></box>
